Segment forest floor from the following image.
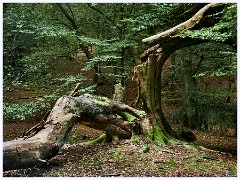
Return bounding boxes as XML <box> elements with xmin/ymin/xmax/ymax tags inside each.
<box><xmin>3</xmin><ymin>57</ymin><xmax>237</xmax><ymax>177</ymax></box>
<box><xmin>3</xmin><ymin>122</ymin><xmax>237</xmax><ymax>177</ymax></box>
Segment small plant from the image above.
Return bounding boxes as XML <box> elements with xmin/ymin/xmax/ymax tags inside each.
<box><xmin>143</xmin><ymin>161</ymin><xmax>149</xmax><ymax>165</ymax></box>
<box><xmin>130</xmin><ymin>135</ymin><xmax>140</xmax><ymax>142</ymax></box>
<box><xmin>139</xmin><ymin>145</ymin><xmax>150</xmax><ymax>153</ymax></box>
<box><xmin>95</xmin><ymin>161</ymin><xmax>102</xmax><ymax>169</ymax></box>
<box><xmin>66</xmin><ymin>130</ymin><xmax>79</xmax><ymax>145</ymax></box>
<box><xmin>51</xmin><ymin>172</ymin><xmax>64</xmax><ymax>177</ymax></box>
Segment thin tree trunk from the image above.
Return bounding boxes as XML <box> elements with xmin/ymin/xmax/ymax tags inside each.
<box><xmin>181</xmin><ymin>55</ymin><xmax>201</xmax><ymax>129</ymax></box>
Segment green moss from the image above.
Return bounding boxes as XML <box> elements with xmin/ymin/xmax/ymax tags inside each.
<box><xmin>136</xmin><ymin>110</ymin><xmax>146</xmax><ymax>116</ymax></box>
<box><xmin>51</xmin><ymin>173</ymin><xmax>64</xmax><ymax>177</ymax></box>
<box><xmin>84</xmin><ymin>133</ymin><xmax>107</xmax><ymax>147</ymax></box>
<box><xmin>139</xmin><ymin>145</ymin><xmax>150</xmax><ymax>153</ymax></box>
<box><xmin>143</xmin><ymin>161</ymin><xmax>150</xmax><ymax>165</ymax></box>
<box><xmin>92</xmin><ymin>98</ymin><xmax>110</xmax><ymax>106</ymax></box>
<box><xmin>228</xmin><ymin>167</ymin><xmax>237</xmax><ymax>175</ymax></box>
<box><xmin>157</xmin><ymin>169</ymin><xmax>165</xmax><ymax>172</ymax></box>
<box><xmin>143</xmin><ymin>131</ymin><xmax>154</xmax><ymax>142</ymax></box>
<box><xmin>95</xmin><ymin>161</ymin><xmax>102</xmax><ymax>169</ymax></box>
<box><xmin>130</xmin><ymin>135</ymin><xmax>140</xmax><ymax>142</ymax></box>
<box><xmin>182</xmin><ymin>154</ymin><xmax>196</xmax><ymax>159</ymax></box>
<box><xmin>116</xmin><ymin>114</ymin><xmax>122</xmax><ymax>119</ymax></box>
<box><xmin>123</xmin><ymin>112</ymin><xmax>136</xmax><ymax>122</ymax></box>
<box><xmin>108</xmin><ymin>147</ymin><xmax>122</xmax><ymax>158</ymax></box>
<box><xmin>152</xmin><ymin>125</ymin><xmax>169</xmax><ymax>144</ymax></box>
<box><xmin>153</xmin><ymin>145</ymin><xmax>164</xmax><ymax>152</ymax></box>
<box><xmin>160</xmin><ymin>161</ymin><xmax>177</xmax><ymax>167</ymax></box>
<box><xmin>183</xmin><ymin>143</ymin><xmax>203</xmax><ymax>150</ymax></box>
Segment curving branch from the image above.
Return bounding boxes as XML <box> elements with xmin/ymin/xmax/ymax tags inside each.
<box><xmin>142</xmin><ymin>3</ymin><xmax>223</xmax><ymax>46</ymax></box>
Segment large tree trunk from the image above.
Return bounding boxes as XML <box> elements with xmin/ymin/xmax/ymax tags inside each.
<box><xmin>3</xmin><ymin>94</ymin><xmax>149</xmax><ymax>171</ymax></box>
<box><xmin>133</xmin><ymin>3</ymin><xmax>225</xmax><ymax>142</ymax></box>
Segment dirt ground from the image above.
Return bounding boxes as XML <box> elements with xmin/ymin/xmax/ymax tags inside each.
<box><xmin>3</xmin><ymin>120</ymin><xmax>237</xmax><ymax>177</ymax></box>
<box><xmin>3</xmin><ymin>57</ymin><xmax>237</xmax><ymax>177</ymax></box>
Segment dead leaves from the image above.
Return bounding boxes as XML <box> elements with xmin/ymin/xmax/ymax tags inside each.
<box><xmin>3</xmin><ymin>138</ymin><xmax>237</xmax><ymax>177</ymax></box>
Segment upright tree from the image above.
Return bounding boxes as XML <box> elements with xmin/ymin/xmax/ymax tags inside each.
<box><xmin>133</xmin><ymin>3</ymin><xmax>236</xmax><ymax>141</ymax></box>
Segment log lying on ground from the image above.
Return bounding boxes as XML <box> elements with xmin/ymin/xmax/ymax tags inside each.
<box><xmin>3</xmin><ymin>93</ymin><xmax>148</xmax><ymax>171</ymax></box>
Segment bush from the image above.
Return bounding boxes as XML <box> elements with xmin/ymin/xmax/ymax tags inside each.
<box><xmin>3</xmin><ymin>98</ymin><xmax>51</xmax><ymax>121</ymax></box>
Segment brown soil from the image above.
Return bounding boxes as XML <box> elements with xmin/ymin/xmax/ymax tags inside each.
<box><xmin>3</xmin><ymin>134</ymin><xmax>237</xmax><ymax>177</ymax></box>
<box><xmin>3</xmin><ymin>56</ymin><xmax>237</xmax><ymax>177</ymax></box>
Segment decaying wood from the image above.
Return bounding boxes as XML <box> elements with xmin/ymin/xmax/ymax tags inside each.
<box><xmin>69</xmin><ymin>82</ymin><xmax>81</xmax><ymax>97</ymax></box>
<box><xmin>140</xmin><ymin>44</ymin><xmax>161</xmax><ymax>62</ymax></box>
<box><xmin>113</xmin><ymin>83</ymin><xmax>125</xmax><ymax>103</ymax></box>
<box><xmin>3</xmin><ymin>93</ymin><xmax>149</xmax><ymax>171</ymax></box>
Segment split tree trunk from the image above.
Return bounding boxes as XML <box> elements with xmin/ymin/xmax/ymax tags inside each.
<box><xmin>132</xmin><ymin>3</ymin><xmax>225</xmax><ymax>142</ymax></box>
<box><xmin>3</xmin><ymin>94</ymin><xmax>149</xmax><ymax>171</ymax></box>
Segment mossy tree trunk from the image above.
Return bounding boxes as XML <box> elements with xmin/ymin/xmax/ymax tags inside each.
<box><xmin>3</xmin><ymin>93</ymin><xmax>149</xmax><ymax>171</ymax></box>
<box><xmin>133</xmin><ymin>3</ymin><xmax>225</xmax><ymax>143</ymax></box>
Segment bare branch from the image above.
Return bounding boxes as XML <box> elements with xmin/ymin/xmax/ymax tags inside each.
<box><xmin>142</xmin><ymin>3</ymin><xmax>222</xmax><ymax>45</ymax></box>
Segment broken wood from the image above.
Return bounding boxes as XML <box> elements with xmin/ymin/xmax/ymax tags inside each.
<box><xmin>3</xmin><ymin>93</ymin><xmax>148</xmax><ymax>171</ymax></box>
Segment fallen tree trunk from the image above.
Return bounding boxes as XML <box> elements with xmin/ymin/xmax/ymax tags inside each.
<box><xmin>3</xmin><ymin>93</ymin><xmax>149</xmax><ymax>171</ymax></box>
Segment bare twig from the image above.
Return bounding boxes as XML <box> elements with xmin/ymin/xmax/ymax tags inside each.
<box><xmin>69</xmin><ymin>83</ymin><xmax>81</xmax><ymax>97</ymax></box>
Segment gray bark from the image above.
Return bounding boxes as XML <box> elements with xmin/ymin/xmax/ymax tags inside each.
<box><xmin>3</xmin><ymin>94</ymin><xmax>148</xmax><ymax>171</ymax></box>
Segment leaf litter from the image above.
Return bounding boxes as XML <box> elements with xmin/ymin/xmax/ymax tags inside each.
<box><xmin>3</xmin><ymin>136</ymin><xmax>237</xmax><ymax>177</ymax></box>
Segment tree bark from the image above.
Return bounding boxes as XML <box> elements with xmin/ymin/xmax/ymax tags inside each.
<box><xmin>181</xmin><ymin>54</ymin><xmax>201</xmax><ymax>129</ymax></box>
<box><xmin>133</xmin><ymin>3</ymin><xmax>225</xmax><ymax>142</ymax></box>
<box><xmin>3</xmin><ymin>94</ymin><xmax>148</xmax><ymax>171</ymax></box>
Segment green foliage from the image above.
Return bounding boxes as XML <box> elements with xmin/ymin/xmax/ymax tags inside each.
<box><xmin>139</xmin><ymin>145</ymin><xmax>150</xmax><ymax>153</ymax></box>
<box><xmin>54</xmin><ymin>75</ymin><xmax>90</xmax><ymax>95</ymax></box>
<box><xmin>130</xmin><ymin>135</ymin><xmax>140</xmax><ymax>142</ymax></box>
<box><xmin>171</xmin><ymin>91</ymin><xmax>237</xmax><ymax>133</ymax></box>
<box><xmin>169</xmin><ymin>42</ymin><xmax>236</xmax><ymax>132</ymax></box>
<box><xmin>179</xmin><ymin>4</ymin><xmax>237</xmax><ymax>46</ymax></box>
<box><xmin>81</xmin><ymin>38</ymin><xmax>136</xmax><ymax>84</ymax></box>
<box><xmin>197</xmin><ymin>92</ymin><xmax>236</xmax><ymax>130</ymax></box>
<box><xmin>3</xmin><ymin>98</ymin><xmax>51</xmax><ymax>121</ymax></box>
<box><xmin>67</xmin><ymin>130</ymin><xmax>80</xmax><ymax>145</ymax></box>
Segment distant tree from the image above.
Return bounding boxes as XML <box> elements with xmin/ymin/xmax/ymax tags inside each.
<box><xmin>172</xmin><ymin>42</ymin><xmax>236</xmax><ymax>130</ymax></box>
